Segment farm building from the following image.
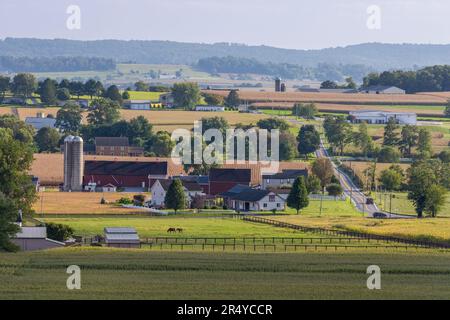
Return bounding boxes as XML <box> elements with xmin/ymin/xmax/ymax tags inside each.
<box><xmin>104</xmin><ymin>227</ymin><xmax>140</xmax><ymax>248</ymax></box>
<box><xmin>95</xmin><ymin>137</ymin><xmax>144</xmax><ymax>157</ymax></box>
<box><xmin>195</xmin><ymin>105</ymin><xmax>225</xmax><ymax>112</ymax></box>
<box><xmin>150</xmin><ymin>179</ymin><xmax>205</xmax><ymax>208</ymax></box>
<box><xmin>173</xmin><ymin>175</ymin><xmax>210</xmax><ymax>194</ymax></box>
<box><xmin>25</xmin><ymin>112</ymin><xmax>56</xmax><ymax>130</ymax></box>
<box><xmin>360</xmin><ymin>86</ymin><xmax>406</xmax><ymax>94</ymax></box>
<box><xmin>83</xmin><ymin>160</ymin><xmax>169</xmax><ymax>191</ymax></box>
<box><xmin>262</xmin><ymin>169</ymin><xmax>308</xmax><ymax>190</ymax></box>
<box><xmin>297</xmin><ymin>87</ymin><xmax>358</xmax><ymax>94</ymax></box>
<box><xmin>209</xmin><ymin>168</ymin><xmax>252</xmax><ymax>195</ymax></box>
<box><xmin>124</xmin><ymin>100</ymin><xmax>151</xmax><ymax>110</ymax></box>
<box><xmin>349</xmin><ymin>110</ymin><xmax>417</xmax><ymax>125</ymax></box>
<box><xmin>221</xmin><ymin>185</ymin><xmax>285</xmax><ymax>212</ymax></box>
<box><xmin>159</xmin><ymin>93</ymin><xmax>175</xmax><ymax>107</ymax></box>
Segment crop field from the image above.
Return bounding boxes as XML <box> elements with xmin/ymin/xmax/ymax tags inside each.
<box><xmin>205</xmin><ymin>90</ymin><xmax>448</xmax><ymax>105</ymax></box>
<box><xmin>33</xmin><ymin>192</ymin><xmax>150</xmax><ymax>215</ymax></box>
<box><xmin>271</xmin><ymin>215</ymin><xmax>450</xmax><ymax>245</ymax></box>
<box><xmin>1</xmin><ymin>248</ymin><xmax>449</xmax><ymax>299</ymax></box>
<box><xmin>341</xmin><ymin>161</ymin><xmax>411</xmax><ymax>181</ymax></box>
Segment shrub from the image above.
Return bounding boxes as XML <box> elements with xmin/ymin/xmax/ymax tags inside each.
<box><xmin>377</xmin><ymin>146</ymin><xmax>401</xmax><ymax>163</ymax></box>
<box><xmin>46</xmin><ymin>223</ymin><xmax>74</xmax><ymax>242</ymax></box>
<box><xmin>116</xmin><ymin>197</ymin><xmax>133</xmax><ymax>205</ymax></box>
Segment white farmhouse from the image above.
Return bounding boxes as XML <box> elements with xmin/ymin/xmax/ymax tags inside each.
<box><xmin>221</xmin><ymin>185</ymin><xmax>285</xmax><ymax>212</ymax></box>
<box><xmin>150</xmin><ymin>179</ymin><xmax>205</xmax><ymax>208</ymax></box>
<box><xmin>349</xmin><ymin>110</ymin><xmax>417</xmax><ymax>125</ymax></box>
<box><xmin>25</xmin><ymin>112</ymin><xmax>57</xmax><ymax>130</ymax></box>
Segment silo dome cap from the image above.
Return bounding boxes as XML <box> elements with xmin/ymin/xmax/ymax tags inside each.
<box><xmin>73</xmin><ymin>136</ymin><xmax>84</xmax><ymax>142</ymax></box>
<box><xmin>64</xmin><ymin>135</ymin><xmax>75</xmax><ymax>142</ymax></box>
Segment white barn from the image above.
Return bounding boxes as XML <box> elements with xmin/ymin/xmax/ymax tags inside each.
<box><xmin>221</xmin><ymin>185</ymin><xmax>286</xmax><ymax>212</ymax></box>
<box><xmin>360</xmin><ymin>86</ymin><xmax>406</xmax><ymax>95</ymax></box>
<box><xmin>349</xmin><ymin>111</ymin><xmax>417</xmax><ymax>125</ymax></box>
<box><xmin>150</xmin><ymin>179</ymin><xmax>205</xmax><ymax>208</ymax></box>
<box><xmin>195</xmin><ymin>105</ymin><xmax>225</xmax><ymax>112</ymax></box>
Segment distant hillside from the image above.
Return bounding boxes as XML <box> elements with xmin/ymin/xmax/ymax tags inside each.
<box><xmin>2</xmin><ymin>38</ymin><xmax>450</xmax><ymax>70</ymax></box>
<box><xmin>0</xmin><ymin>56</ymin><xmax>115</xmax><ymax>72</ymax></box>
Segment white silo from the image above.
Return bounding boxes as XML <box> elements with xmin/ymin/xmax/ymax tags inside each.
<box><xmin>71</xmin><ymin>136</ymin><xmax>84</xmax><ymax>192</ymax></box>
<box><xmin>63</xmin><ymin>135</ymin><xmax>74</xmax><ymax>191</ymax></box>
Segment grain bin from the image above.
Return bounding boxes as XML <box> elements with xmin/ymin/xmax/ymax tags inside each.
<box><xmin>63</xmin><ymin>135</ymin><xmax>74</xmax><ymax>191</ymax></box>
<box><xmin>275</xmin><ymin>77</ymin><xmax>282</xmax><ymax>92</ymax></box>
<box><xmin>70</xmin><ymin>136</ymin><xmax>84</xmax><ymax>191</ymax></box>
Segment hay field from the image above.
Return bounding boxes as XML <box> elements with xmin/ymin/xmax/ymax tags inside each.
<box><xmin>342</xmin><ymin>161</ymin><xmax>410</xmax><ymax>182</ymax></box>
<box><xmin>30</xmin><ymin>153</ymin><xmax>185</xmax><ymax>185</ymax></box>
<box><xmin>34</xmin><ymin>192</ymin><xmax>149</xmax><ymax>215</ymax></box>
<box><xmin>0</xmin><ymin>106</ymin><xmax>14</xmax><ymax>116</ymax></box>
<box><xmin>205</xmin><ymin>90</ymin><xmax>447</xmax><ymax>105</ymax></box>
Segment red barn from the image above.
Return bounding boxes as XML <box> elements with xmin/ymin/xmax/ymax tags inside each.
<box><xmin>83</xmin><ymin>161</ymin><xmax>168</xmax><ymax>190</ymax></box>
<box><xmin>209</xmin><ymin>168</ymin><xmax>252</xmax><ymax>195</ymax></box>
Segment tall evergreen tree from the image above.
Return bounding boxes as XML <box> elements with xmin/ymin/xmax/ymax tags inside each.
<box><xmin>286</xmin><ymin>176</ymin><xmax>309</xmax><ymax>214</ymax></box>
<box><xmin>39</xmin><ymin>78</ymin><xmax>57</xmax><ymax>105</ymax></box>
<box><xmin>224</xmin><ymin>90</ymin><xmax>240</xmax><ymax>109</ymax></box>
<box><xmin>164</xmin><ymin>179</ymin><xmax>186</xmax><ymax>213</ymax></box>
<box><xmin>383</xmin><ymin>118</ymin><xmax>400</xmax><ymax>146</ymax></box>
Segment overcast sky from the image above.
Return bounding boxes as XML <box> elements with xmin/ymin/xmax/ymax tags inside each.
<box><xmin>1</xmin><ymin>0</ymin><xmax>449</xmax><ymax>49</ymax></box>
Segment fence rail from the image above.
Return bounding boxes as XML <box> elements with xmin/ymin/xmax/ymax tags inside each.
<box><xmin>238</xmin><ymin>215</ymin><xmax>450</xmax><ymax>249</ymax></box>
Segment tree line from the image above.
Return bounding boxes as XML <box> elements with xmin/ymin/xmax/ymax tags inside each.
<box><xmin>0</xmin><ymin>56</ymin><xmax>115</xmax><ymax>72</ymax></box>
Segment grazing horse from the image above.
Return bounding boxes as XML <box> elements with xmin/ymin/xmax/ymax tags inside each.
<box><xmin>167</xmin><ymin>227</ymin><xmax>177</xmax><ymax>233</ymax></box>
<box><xmin>176</xmin><ymin>228</ymin><xmax>184</xmax><ymax>233</ymax></box>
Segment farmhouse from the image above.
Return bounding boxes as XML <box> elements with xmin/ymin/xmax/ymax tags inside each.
<box><xmin>360</xmin><ymin>85</ymin><xmax>406</xmax><ymax>94</ymax></box>
<box><xmin>221</xmin><ymin>185</ymin><xmax>285</xmax><ymax>212</ymax></box>
<box><xmin>209</xmin><ymin>168</ymin><xmax>252</xmax><ymax>195</ymax></box>
<box><xmin>150</xmin><ymin>179</ymin><xmax>205</xmax><ymax>208</ymax></box>
<box><xmin>83</xmin><ymin>160</ymin><xmax>169</xmax><ymax>191</ymax></box>
<box><xmin>25</xmin><ymin>112</ymin><xmax>56</xmax><ymax>130</ymax></box>
<box><xmin>349</xmin><ymin>110</ymin><xmax>417</xmax><ymax>125</ymax></box>
<box><xmin>262</xmin><ymin>169</ymin><xmax>308</xmax><ymax>190</ymax></box>
<box><xmin>195</xmin><ymin>105</ymin><xmax>225</xmax><ymax>112</ymax></box>
<box><xmin>95</xmin><ymin>137</ymin><xmax>144</xmax><ymax>157</ymax></box>
<box><xmin>124</xmin><ymin>100</ymin><xmax>151</xmax><ymax>110</ymax></box>
<box><xmin>104</xmin><ymin>227</ymin><xmax>140</xmax><ymax>248</ymax></box>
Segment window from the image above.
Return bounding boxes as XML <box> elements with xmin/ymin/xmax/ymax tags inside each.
<box><xmin>269</xmin><ymin>195</ymin><xmax>276</xmax><ymax>202</ymax></box>
<box><xmin>277</xmin><ymin>203</ymin><xmax>280</xmax><ymax>208</ymax></box>
<box><xmin>263</xmin><ymin>203</ymin><xmax>267</xmax><ymax>208</ymax></box>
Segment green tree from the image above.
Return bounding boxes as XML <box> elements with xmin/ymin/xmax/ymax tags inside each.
<box><xmin>122</xmin><ymin>91</ymin><xmax>130</xmax><ymax>100</ymax></box>
<box><xmin>0</xmin><ymin>115</ymin><xmax>35</xmax><ymax>144</ymax></box>
<box><xmin>378</xmin><ymin>168</ymin><xmax>403</xmax><ymax>191</ymax></box>
<box><xmin>352</xmin><ymin>122</ymin><xmax>373</xmax><ymax>157</ymax></box>
<box><xmin>56</xmin><ymin>88</ymin><xmax>71</xmax><ymax>101</ymax></box>
<box><xmin>279</xmin><ymin>131</ymin><xmax>298</xmax><ymax>161</ymax></box>
<box><xmin>445</xmin><ymin>100</ymin><xmax>450</xmax><ymax>118</ymax></box>
<box><xmin>56</xmin><ymin>102</ymin><xmax>83</xmax><ymax>133</ymax></box>
<box><xmin>84</xmin><ymin>79</ymin><xmax>99</xmax><ymax>99</ymax></box>
<box><xmin>46</xmin><ymin>223</ymin><xmax>74</xmax><ymax>241</ymax></box>
<box><xmin>135</xmin><ymin>81</ymin><xmax>148</xmax><ymax>91</ymax></box>
<box><xmin>202</xmin><ymin>93</ymin><xmax>224</xmax><ymax>105</ymax></box>
<box><xmin>297</xmin><ymin>125</ymin><xmax>320</xmax><ymax>159</ymax></box>
<box><xmin>12</xmin><ymin>73</ymin><xmax>37</xmax><ymax>98</ymax></box>
<box><xmin>68</xmin><ymin>81</ymin><xmax>85</xmax><ymax>100</ymax></box>
<box><xmin>87</xmin><ymin>98</ymin><xmax>121</xmax><ymax>125</ymax></box>
<box><xmin>424</xmin><ymin>185</ymin><xmax>447</xmax><ymax>217</ymax></box>
<box><xmin>0</xmin><ymin>75</ymin><xmax>10</xmax><ymax>103</ymax></box>
<box><xmin>323</xmin><ymin>116</ymin><xmax>351</xmax><ymax>155</ymax></box>
<box><xmin>164</xmin><ymin>179</ymin><xmax>186</xmax><ymax>213</ymax></box>
<box><xmin>35</xmin><ymin>127</ymin><xmax>61</xmax><ymax>152</ymax></box>
<box><xmin>171</xmin><ymin>82</ymin><xmax>201</xmax><ymax>110</ymax></box>
<box><xmin>326</xmin><ymin>183</ymin><xmax>343</xmax><ymax>198</ymax></box>
<box><xmin>312</xmin><ymin>158</ymin><xmax>334</xmax><ymax>191</ymax></box>
<box><xmin>224</xmin><ymin>90</ymin><xmax>240</xmax><ymax>109</ymax></box>
<box><xmin>292</xmin><ymin>103</ymin><xmax>318</xmax><ymax>119</ymax></box>
<box><xmin>147</xmin><ymin>131</ymin><xmax>174</xmax><ymax>157</ymax></box>
<box><xmin>320</xmin><ymin>80</ymin><xmax>338</xmax><ymax>89</ymax></box>
<box><xmin>104</xmin><ymin>85</ymin><xmax>123</xmax><ymax>105</ymax></box>
<box><xmin>257</xmin><ymin>118</ymin><xmax>290</xmax><ymax>132</ymax></box>
<box><xmin>383</xmin><ymin>118</ymin><xmax>400</xmax><ymax>146</ymax></box>
<box><xmin>200</xmin><ymin>116</ymin><xmax>229</xmax><ymax>136</ymax></box>
<box><xmin>287</xmin><ymin>176</ymin><xmax>309</xmax><ymax>214</ymax></box>
<box><xmin>0</xmin><ymin>126</ymin><xmax>36</xmax><ymax>251</ymax></box>
<box><xmin>377</xmin><ymin>146</ymin><xmax>400</xmax><ymax>163</ymax></box>
<box><xmin>417</xmin><ymin>128</ymin><xmax>432</xmax><ymax>159</ymax></box>
<box><xmin>400</xmin><ymin>125</ymin><xmax>418</xmax><ymax>157</ymax></box>
<box><xmin>306</xmin><ymin>174</ymin><xmax>321</xmax><ymax>194</ymax></box>
<box><xmin>128</xmin><ymin>116</ymin><xmax>153</xmax><ymax>145</ymax></box>
<box><xmin>438</xmin><ymin>150</ymin><xmax>450</xmax><ymax>163</ymax></box>
<box><xmin>38</xmin><ymin>78</ymin><xmax>57</xmax><ymax>105</ymax></box>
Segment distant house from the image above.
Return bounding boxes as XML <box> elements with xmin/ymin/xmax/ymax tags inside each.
<box><xmin>360</xmin><ymin>86</ymin><xmax>406</xmax><ymax>94</ymax></box>
<box><xmin>95</xmin><ymin>137</ymin><xmax>144</xmax><ymax>157</ymax></box>
<box><xmin>209</xmin><ymin>168</ymin><xmax>252</xmax><ymax>195</ymax></box>
<box><xmin>83</xmin><ymin>160</ymin><xmax>169</xmax><ymax>190</ymax></box>
<box><xmin>159</xmin><ymin>93</ymin><xmax>174</xmax><ymax>107</ymax></box>
<box><xmin>349</xmin><ymin>110</ymin><xmax>417</xmax><ymax>125</ymax></box>
<box><xmin>101</xmin><ymin>183</ymin><xmax>117</xmax><ymax>192</ymax></box>
<box><xmin>262</xmin><ymin>169</ymin><xmax>309</xmax><ymax>190</ymax></box>
<box><xmin>104</xmin><ymin>227</ymin><xmax>140</xmax><ymax>248</ymax></box>
<box><xmin>173</xmin><ymin>175</ymin><xmax>210</xmax><ymax>194</ymax></box>
<box><xmin>25</xmin><ymin>112</ymin><xmax>56</xmax><ymax>130</ymax></box>
<box><xmin>195</xmin><ymin>105</ymin><xmax>225</xmax><ymax>112</ymax></box>
<box><xmin>220</xmin><ymin>185</ymin><xmax>285</xmax><ymax>212</ymax></box>
<box><xmin>124</xmin><ymin>100</ymin><xmax>151</xmax><ymax>110</ymax></box>
<box><xmin>12</xmin><ymin>213</ymin><xmax>65</xmax><ymax>251</ymax></box>
<box><xmin>150</xmin><ymin>179</ymin><xmax>205</xmax><ymax>208</ymax></box>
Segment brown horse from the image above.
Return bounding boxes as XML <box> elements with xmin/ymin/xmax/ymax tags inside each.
<box><xmin>167</xmin><ymin>227</ymin><xmax>177</xmax><ymax>233</ymax></box>
<box><xmin>176</xmin><ymin>228</ymin><xmax>184</xmax><ymax>233</ymax></box>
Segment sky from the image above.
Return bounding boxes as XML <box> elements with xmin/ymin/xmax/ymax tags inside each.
<box><xmin>0</xmin><ymin>0</ymin><xmax>449</xmax><ymax>50</ymax></box>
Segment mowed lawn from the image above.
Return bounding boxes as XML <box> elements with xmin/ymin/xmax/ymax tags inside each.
<box><xmin>1</xmin><ymin>248</ymin><xmax>450</xmax><ymax>299</ymax></box>
<box><xmin>40</xmin><ymin>216</ymin><xmax>314</xmax><ymax>238</ymax></box>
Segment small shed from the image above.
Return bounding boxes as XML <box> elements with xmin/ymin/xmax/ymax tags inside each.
<box><xmin>102</xmin><ymin>183</ymin><xmax>117</xmax><ymax>192</ymax></box>
<box><xmin>104</xmin><ymin>227</ymin><xmax>140</xmax><ymax>248</ymax></box>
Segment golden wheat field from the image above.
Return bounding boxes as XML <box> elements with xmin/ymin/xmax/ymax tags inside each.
<box><xmin>33</xmin><ymin>191</ymin><xmax>149</xmax><ymax>215</ymax></box>
<box><xmin>204</xmin><ymin>90</ymin><xmax>448</xmax><ymax>104</ymax></box>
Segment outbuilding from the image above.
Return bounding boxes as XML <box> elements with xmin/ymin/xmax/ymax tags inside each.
<box><xmin>104</xmin><ymin>227</ymin><xmax>140</xmax><ymax>248</ymax></box>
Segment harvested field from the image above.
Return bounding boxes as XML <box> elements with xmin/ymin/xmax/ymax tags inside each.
<box><xmin>0</xmin><ymin>106</ymin><xmax>14</xmax><ymax>116</ymax></box>
<box><xmin>33</xmin><ymin>192</ymin><xmax>149</xmax><ymax>215</ymax></box>
<box><xmin>30</xmin><ymin>153</ymin><xmax>185</xmax><ymax>186</ymax></box>
<box><xmin>204</xmin><ymin>90</ymin><xmax>447</xmax><ymax>105</ymax></box>
<box><xmin>342</xmin><ymin>161</ymin><xmax>410</xmax><ymax>182</ymax></box>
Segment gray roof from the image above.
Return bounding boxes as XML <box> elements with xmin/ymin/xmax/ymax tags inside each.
<box><xmin>228</xmin><ymin>189</ymin><xmax>271</xmax><ymax>202</ymax></box>
<box><xmin>95</xmin><ymin>137</ymin><xmax>129</xmax><ymax>147</ymax></box>
<box><xmin>104</xmin><ymin>227</ymin><xmax>137</xmax><ymax>234</ymax></box>
<box><xmin>262</xmin><ymin>169</ymin><xmax>308</xmax><ymax>180</ymax></box>
<box><xmin>25</xmin><ymin>117</ymin><xmax>56</xmax><ymax>130</ymax></box>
